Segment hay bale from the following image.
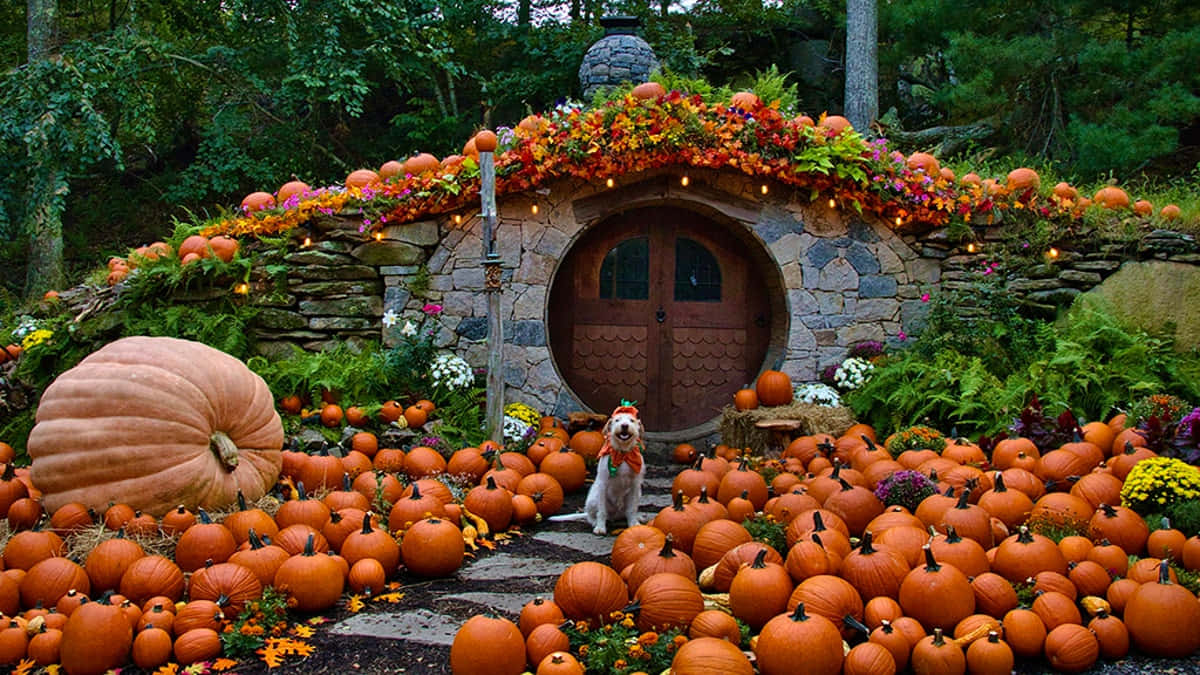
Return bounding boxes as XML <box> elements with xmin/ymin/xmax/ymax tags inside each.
<box><xmin>719</xmin><ymin>404</ymin><xmax>858</xmax><ymax>454</ymax></box>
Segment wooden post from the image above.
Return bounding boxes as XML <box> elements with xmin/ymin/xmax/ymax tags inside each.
<box><xmin>480</xmin><ymin>149</ymin><xmax>504</xmax><ymax>444</ymax></box>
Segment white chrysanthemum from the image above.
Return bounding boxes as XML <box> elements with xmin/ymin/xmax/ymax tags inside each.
<box><xmin>502</xmin><ymin>415</ymin><xmax>533</xmax><ymax>444</ymax></box>
<box><xmin>794</xmin><ymin>382</ymin><xmax>842</xmax><ymax>407</ymax></box>
<box><xmin>834</xmin><ymin>357</ymin><xmax>875</xmax><ymax>391</ymax></box>
<box><xmin>430</xmin><ymin>352</ymin><xmax>474</xmax><ymax>390</ymax></box>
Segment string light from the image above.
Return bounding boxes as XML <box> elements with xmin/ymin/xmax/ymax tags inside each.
<box><xmin>1048</xmin><ymin>247</ymin><xmax>1060</xmax><ymax>259</ymax></box>
<box><xmin>680</xmin><ymin>176</ymin><xmax>689</xmax><ymax>187</ymax></box>
<box><xmin>606</xmin><ymin>178</ymin><xmax>614</xmax><ymax>188</ymax></box>
<box><xmin>967</xmin><ymin>242</ymin><xmax>977</xmax><ymax>253</ymax></box>
<box><xmin>531</xmin><ymin>204</ymin><xmax>539</xmax><ymax>215</ymax></box>
<box><xmin>894</xmin><ymin>216</ymin><xmax>903</xmax><ymax>226</ymax></box>
<box><xmin>761</xmin><ymin>184</ymin><xmax>769</xmax><ymax>195</ymax></box>
<box><xmin>374</xmin><ymin>231</ymin><xmax>383</xmax><ymax>242</ymax></box>
<box><xmin>234</xmin><ymin>283</ymin><xmax>250</xmax><ymax>295</ymax></box>
<box><xmin>302</xmin><ymin>236</ymin><xmax>312</xmax><ymax>247</ymax></box>
<box><xmin>828</xmin><ymin>198</ymin><xmax>836</xmax><ymax>208</ymax></box>
<box><xmin>454</xmin><ymin>214</ymin><xmax>462</xmax><ymax>224</ymax></box>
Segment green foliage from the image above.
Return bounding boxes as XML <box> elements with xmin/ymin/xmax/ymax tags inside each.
<box><xmin>430</xmin><ymin>386</ymin><xmax>487</xmax><ymax>450</ymax></box>
<box><xmin>564</xmin><ymin>613</ymin><xmax>686</xmax><ymax>675</ymax></box>
<box><xmin>120</xmin><ymin>303</ymin><xmax>257</xmax><ymax>361</ymax></box>
<box><xmin>221</xmin><ymin>586</ymin><xmax>291</xmax><ymax>657</ymax></box>
<box><xmin>247</xmin><ymin>342</ymin><xmax>392</xmax><ymax>407</ymax></box>
<box><xmin>734</xmin><ymin>65</ymin><xmax>800</xmax><ymax>115</ymax></box>
<box><xmin>742</xmin><ymin>514</ymin><xmax>787</xmax><ymax>554</ymax></box>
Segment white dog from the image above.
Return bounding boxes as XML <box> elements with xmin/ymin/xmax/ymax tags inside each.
<box><xmin>550</xmin><ymin>405</ymin><xmax>646</xmax><ymax>535</ymax></box>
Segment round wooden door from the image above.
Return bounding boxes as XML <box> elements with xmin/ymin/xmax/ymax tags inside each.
<box><xmin>550</xmin><ymin>207</ymin><xmax>771</xmax><ymax>431</ymax></box>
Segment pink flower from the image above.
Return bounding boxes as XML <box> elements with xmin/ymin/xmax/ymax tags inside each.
<box><xmin>920</xmin><ymin>293</ymin><xmax>930</xmax><ymax>303</ymax></box>
<box><xmin>897</xmin><ymin>330</ymin><xmax>908</xmax><ymax>341</ymax></box>
<box><xmin>422</xmin><ymin>303</ymin><xmax>443</xmax><ymax>316</ymax></box>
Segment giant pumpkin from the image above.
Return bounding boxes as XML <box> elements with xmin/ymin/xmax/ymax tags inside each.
<box><xmin>28</xmin><ymin>336</ymin><xmax>283</xmax><ymax>516</ymax></box>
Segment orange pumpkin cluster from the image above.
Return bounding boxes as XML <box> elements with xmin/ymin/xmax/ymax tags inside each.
<box><xmin>452</xmin><ymin>412</ymin><xmax>1200</xmax><ymax>675</ymax></box>
<box><xmin>105</xmin><ymin>235</ymin><xmax>240</xmax><ymax>286</ymax></box>
<box><xmin>198</xmin><ymin>88</ymin><xmax>1180</xmax><ymax>245</ymax></box>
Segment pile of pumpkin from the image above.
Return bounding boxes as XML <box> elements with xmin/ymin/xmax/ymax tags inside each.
<box><xmin>450</xmin><ymin>417</ymin><xmax>1200</xmax><ymax>675</ymax></box>
<box><xmin>0</xmin><ymin>335</ymin><xmax>602</xmax><ymax>673</ymax></box>
<box><xmin>105</xmin><ymin>234</ymin><xmax>240</xmax><ymax>286</ymax></box>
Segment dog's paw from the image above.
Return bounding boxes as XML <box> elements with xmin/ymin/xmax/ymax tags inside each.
<box><xmin>592</xmin><ymin>524</ymin><xmax>607</xmax><ymax>535</ymax></box>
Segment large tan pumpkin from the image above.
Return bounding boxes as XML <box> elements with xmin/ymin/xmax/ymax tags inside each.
<box><xmin>28</xmin><ymin>336</ymin><xmax>283</xmax><ymax>516</ymax></box>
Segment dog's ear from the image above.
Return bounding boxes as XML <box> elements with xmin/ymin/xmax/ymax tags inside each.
<box><xmin>602</xmin><ymin>416</ymin><xmax>613</xmax><ymax>437</ymax></box>
<box><xmin>637</xmin><ymin>418</ymin><xmax>645</xmax><ymax>439</ymax></box>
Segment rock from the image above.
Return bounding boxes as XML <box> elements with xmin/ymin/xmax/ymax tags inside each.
<box><xmin>290</xmin><ymin>280</ymin><xmax>383</xmax><ymax>296</ymax></box>
<box><xmin>1026</xmin><ymin>287</ymin><xmax>1081</xmax><ymax>305</ymax></box>
<box><xmin>1008</xmin><ymin>278</ymin><xmax>1065</xmax><ymax>293</ymax></box>
<box><xmin>1082</xmin><ymin>260</ymin><xmax>1200</xmax><ymax>351</ymax></box>
<box><xmin>505</xmin><ymin>320</ymin><xmax>546</xmax><ymax>347</ymax></box>
<box><xmin>845</xmin><ymin>243</ymin><xmax>881</xmax><ymax>275</ymax></box>
<box><xmin>381</xmin><ymin>220</ymin><xmax>439</xmax><ymax>247</ymax></box>
<box><xmin>806</xmin><ymin>240</ymin><xmax>839</xmax><ymax>268</ymax></box>
<box><xmin>859</xmin><ymin>275</ymin><xmax>898</xmax><ymax>298</ymax></box>
<box><xmin>284</xmin><ymin>250</ymin><xmax>356</xmax><ymax>265</ymax></box>
<box><xmin>298</xmin><ymin>296</ymin><xmax>384</xmax><ymax>317</ymax></box>
<box><xmin>309</xmin><ymin>317</ymin><xmax>375</xmax><ymax>330</ymax></box>
<box><xmin>254</xmin><ymin>309</ymin><xmax>308</xmax><ymax>330</ymax></box>
<box><xmin>351</xmin><ymin>240</ymin><xmax>425</xmax><ymax>266</ymax></box>
<box><xmin>1057</xmin><ymin>269</ymin><xmax>1103</xmax><ymax>285</ymax></box>
<box><xmin>292</xmin><ymin>265</ymin><xmax>379</xmax><ymax>281</ymax></box>
<box><xmin>817</xmin><ymin>258</ymin><xmax>859</xmax><ymax>291</ymax></box>
<box><xmin>456</xmin><ymin>317</ymin><xmax>488</xmax><ymax>341</ymax></box>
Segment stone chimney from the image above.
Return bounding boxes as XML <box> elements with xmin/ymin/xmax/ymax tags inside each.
<box><xmin>578</xmin><ymin>16</ymin><xmax>660</xmax><ymax>100</ymax></box>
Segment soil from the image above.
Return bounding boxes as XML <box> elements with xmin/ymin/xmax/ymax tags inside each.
<box><xmin>114</xmin><ymin>461</ymin><xmax>1200</xmax><ymax>675</ymax></box>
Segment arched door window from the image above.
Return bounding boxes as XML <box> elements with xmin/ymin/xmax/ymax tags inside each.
<box><xmin>674</xmin><ymin>237</ymin><xmax>721</xmax><ymax>301</ymax></box>
<box><xmin>598</xmin><ymin>236</ymin><xmax>649</xmax><ymax>300</ymax></box>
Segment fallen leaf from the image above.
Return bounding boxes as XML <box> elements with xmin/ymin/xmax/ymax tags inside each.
<box><xmin>374</xmin><ymin>592</ymin><xmax>405</xmax><ymax>604</ymax></box>
<box><xmin>477</xmin><ymin>538</ymin><xmax>496</xmax><ymax>550</ymax></box>
<box><xmin>10</xmin><ymin>659</ymin><xmax>35</xmax><ymax>675</ymax></box>
<box><xmin>306</xmin><ymin>616</ymin><xmax>329</xmax><ymax>625</ymax></box>
<box><xmin>346</xmin><ymin>594</ymin><xmax>366</xmax><ymax>613</ymax></box>
<box><xmin>154</xmin><ymin>664</ymin><xmax>180</xmax><ymax>675</ymax></box>
<box><xmin>183</xmin><ymin>664</ymin><xmax>208</xmax><ymax>674</ymax></box>
<box><xmin>211</xmin><ymin>658</ymin><xmax>238</xmax><ymax>672</ymax></box>
<box><xmin>259</xmin><ymin>647</ymin><xmax>283</xmax><ymax>669</ymax></box>
<box><xmin>290</xmin><ymin>625</ymin><xmax>315</xmax><ymax>638</ymax></box>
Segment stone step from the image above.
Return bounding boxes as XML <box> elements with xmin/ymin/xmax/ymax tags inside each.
<box><xmin>642</xmin><ymin>476</ymin><xmax>675</xmax><ymax>492</ymax></box>
<box><xmin>440</xmin><ymin>591</ymin><xmax>536</xmax><ymax>616</ymax></box>
<box><xmin>458</xmin><ymin>553</ymin><xmax>571</xmax><ymax>582</ymax></box>
<box><xmin>330</xmin><ymin>608</ymin><xmax>461</xmax><ymax>645</ymax></box>
<box><xmin>532</xmin><ymin>530</ymin><xmax>615</xmax><ymax>558</ymax></box>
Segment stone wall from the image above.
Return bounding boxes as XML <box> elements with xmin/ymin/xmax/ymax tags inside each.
<box><xmin>234</xmin><ymin>169</ymin><xmax>1198</xmax><ymax>438</ymax></box>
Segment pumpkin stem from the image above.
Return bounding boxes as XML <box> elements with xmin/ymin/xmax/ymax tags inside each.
<box><xmin>944</xmin><ymin>525</ymin><xmax>963</xmax><ymax>544</ymax></box>
<box><xmin>197</xmin><ymin>508</ymin><xmax>213</xmax><ymax>524</ymax></box>
<box><xmin>922</xmin><ymin>545</ymin><xmax>941</xmax><ymax>572</ymax></box>
<box><xmin>672</xmin><ymin>490</ymin><xmax>685</xmax><ymax>511</ymax></box>
<box><xmin>343</xmin><ymin>473</ymin><xmax>353</xmax><ymax>491</ymax></box>
<box><xmin>861</xmin><ymin>435</ymin><xmax>876</xmax><ymax>451</ymax></box>
<box><xmin>248</xmin><ymin>529</ymin><xmax>264</xmax><ymax>549</ymax></box>
<box><xmin>1159</xmin><ymin>558</ymin><xmax>1173</xmax><ymax>585</ymax></box>
<box><xmin>986</xmin><ymin>630</ymin><xmax>1000</xmax><ymax>643</ymax></box>
<box><xmin>330</xmin><ymin>511</ymin><xmax>343</xmax><ymax>524</ymax></box>
<box><xmin>237</xmin><ymin>490</ymin><xmax>248</xmax><ymax>511</ymax></box>
<box><xmin>932</xmin><ymin>627</ymin><xmax>946</xmax><ymax>647</ymax></box>
<box><xmin>622</xmin><ymin>599</ymin><xmax>642</xmax><ymax>617</ymax></box>
<box><xmin>859</xmin><ymin>530</ymin><xmax>876</xmax><ymax>554</ymax></box>
<box><xmin>658</xmin><ymin>534</ymin><xmax>677</xmax><ymax>559</ymax></box>
<box><xmin>410</xmin><ymin>483</ymin><xmax>423</xmax><ymax>500</ymax></box>
<box><xmin>210</xmin><ymin>431</ymin><xmax>240</xmax><ymax>470</ymax></box>
<box><xmin>296</xmin><ymin>482</ymin><xmax>309</xmax><ymax>500</ymax></box>
<box><xmin>1162</xmin><ymin>516</ymin><xmax>1172</xmax><ymax>530</ymax></box>
<box><xmin>954</xmin><ymin>489</ymin><xmax>972</xmax><ymax>509</ymax></box>
<box><xmin>789</xmin><ymin>602</ymin><xmax>811</xmax><ymax>622</ymax></box>
<box><xmin>697</xmin><ymin>486</ymin><xmax>711</xmax><ymax>504</ymax></box>
<box><xmin>751</xmin><ymin>548</ymin><xmax>769</xmax><ymax>568</ymax></box>
<box><xmin>739</xmin><ymin>489</ymin><xmax>749</xmax><ymax>501</ymax></box>
<box><xmin>1017</xmin><ymin>526</ymin><xmax>1034</xmax><ymax>544</ymax></box>
<box><xmin>361</xmin><ymin>513</ymin><xmax>374</xmax><ymax>534</ymax></box>
<box><xmin>1099</xmin><ymin>503</ymin><xmax>1118</xmax><ymax>517</ymax></box>
<box><xmin>486</xmin><ymin>475</ymin><xmax>499</xmax><ymax>490</ymax></box>
<box><xmin>0</xmin><ymin>463</ymin><xmax>13</xmax><ymax>481</ymax></box>
<box><xmin>811</xmin><ymin>532</ymin><xmax>826</xmax><ymax>549</ymax></box>
<box><xmin>993</xmin><ymin>472</ymin><xmax>1007</xmax><ymax>491</ymax></box>
<box><xmin>303</xmin><ymin>533</ymin><xmax>316</xmax><ymax>556</ymax></box>
<box><xmin>843</xmin><ymin>614</ymin><xmax>871</xmax><ymax>634</ymax></box>
<box><xmin>811</xmin><ymin>511</ymin><xmax>827</xmax><ymax>532</ymax></box>
<box><xmin>837</xmin><ymin>476</ymin><xmax>854</xmax><ymax>492</ymax></box>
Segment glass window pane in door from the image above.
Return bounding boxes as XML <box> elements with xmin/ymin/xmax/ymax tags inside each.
<box><xmin>674</xmin><ymin>237</ymin><xmax>721</xmax><ymax>301</ymax></box>
<box><xmin>599</xmin><ymin>237</ymin><xmax>649</xmax><ymax>300</ymax></box>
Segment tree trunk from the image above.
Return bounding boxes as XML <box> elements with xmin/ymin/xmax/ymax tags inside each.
<box><xmin>27</xmin><ymin>0</ymin><xmax>57</xmax><ymax>62</ymax></box>
<box><xmin>25</xmin><ymin>0</ymin><xmax>66</xmax><ymax>298</ymax></box>
<box><xmin>844</xmin><ymin>0</ymin><xmax>878</xmax><ymax>134</ymax></box>
<box><xmin>517</xmin><ymin>0</ymin><xmax>531</xmax><ymax>26</ymax></box>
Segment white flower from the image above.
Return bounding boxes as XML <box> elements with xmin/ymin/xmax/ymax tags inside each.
<box><xmin>381</xmin><ymin>309</ymin><xmax>399</xmax><ymax>328</ymax></box>
<box><xmin>430</xmin><ymin>352</ymin><xmax>474</xmax><ymax>390</ymax></box>
<box><xmin>401</xmin><ymin>320</ymin><xmax>417</xmax><ymax>337</ymax></box>
<box><xmin>502</xmin><ymin>415</ymin><xmax>532</xmax><ymax>444</ymax></box>
<box><xmin>795</xmin><ymin>383</ymin><xmax>841</xmax><ymax>407</ymax></box>
<box><xmin>833</xmin><ymin>357</ymin><xmax>875</xmax><ymax>391</ymax></box>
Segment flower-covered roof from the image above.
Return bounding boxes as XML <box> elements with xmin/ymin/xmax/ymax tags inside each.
<box><xmin>199</xmin><ymin>87</ymin><xmax>1174</xmax><ymax>240</ymax></box>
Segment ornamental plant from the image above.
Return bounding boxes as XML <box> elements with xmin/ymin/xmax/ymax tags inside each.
<box><xmin>833</xmin><ymin>357</ymin><xmax>875</xmax><ymax>391</ymax></box>
<box><xmin>873</xmin><ymin>470</ymin><xmax>937</xmax><ymax>511</ymax></box>
<box><xmin>1169</xmin><ymin>408</ymin><xmax>1200</xmax><ymax>465</ymax></box>
<box><xmin>564</xmin><ymin>612</ymin><xmax>690</xmax><ymax>675</ymax></box>
<box><xmin>884</xmin><ymin>425</ymin><xmax>946</xmax><ymax>458</ymax></box>
<box><xmin>793</xmin><ymin>382</ymin><xmax>841</xmax><ymax>406</ymax></box>
<box><xmin>429</xmin><ymin>352</ymin><xmax>475</xmax><ymax>393</ymax></box>
<box><xmin>1120</xmin><ymin>457</ymin><xmax>1200</xmax><ymax>516</ymax></box>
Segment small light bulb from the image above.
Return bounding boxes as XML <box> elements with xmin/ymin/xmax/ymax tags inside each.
<box><xmin>606</xmin><ymin>178</ymin><xmax>614</xmax><ymax>188</ymax></box>
<box><xmin>967</xmin><ymin>243</ymin><xmax>977</xmax><ymax>253</ymax></box>
<box><xmin>374</xmin><ymin>231</ymin><xmax>383</xmax><ymax>241</ymax></box>
<box><xmin>681</xmin><ymin>176</ymin><xmax>689</xmax><ymax>187</ymax></box>
<box><xmin>302</xmin><ymin>236</ymin><xmax>312</xmax><ymax>247</ymax></box>
<box><xmin>761</xmin><ymin>184</ymin><xmax>769</xmax><ymax>195</ymax></box>
<box><xmin>894</xmin><ymin>216</ymin><xmax>903</xmax><ymax>226</ymax></box>
<box><xmin>828</xmin><ymin>198</ymin><xmax>836</xmax><ymax>208</ymax></box>
<box><xmin>454</xmin><ymin>214</ymin><xmax>462</xmax><ymax>224</ymax></box>
<box><xmin>235</xmin><ymin>283</ymin><xmax>249</xmax><ymax>295</ymax></box>
<box><xmin>1048</xmin><ymin>247</ymin><xmax>1060</xmax><ymax>259</ymax></box>
<box><xmin>531</xmin><ymin>204</ymin><xmax>539</xmax><ymax>214</ymax></box>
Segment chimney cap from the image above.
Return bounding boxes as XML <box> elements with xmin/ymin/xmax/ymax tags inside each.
<box><xmin>600</xmin><ymin>15</ymin><xmax>640</xmax><ymax>35</ymax></box>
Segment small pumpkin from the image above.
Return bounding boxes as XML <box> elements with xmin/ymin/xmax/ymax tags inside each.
<box><xmin>755</xmin><ymin>369</ymin><xmax>793</xmax><ymax>407</ymax></box>
<box><xmin>754</xmin><ymin>603</ymin><xmax>844</xmax><ymax>675</ymax></box>
<box><xmin>449</xmin><ymin>614</ymin><xmax>525</xmax><ymax>675</ymax></box>
<box><xmin>60</xmin><ymin>597</ymin><xmax>133</xmax><ymax>675</ymax></box>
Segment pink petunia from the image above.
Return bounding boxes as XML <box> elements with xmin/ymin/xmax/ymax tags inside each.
<box><xmin>422</xmin><ymin>303</ymin><xmax>443</xmax><ymax>316</ymax></box>
<box><xmin>921</xmin><ymin>293</ymin><xmax>930</xmax><ymax>303</ymax></box>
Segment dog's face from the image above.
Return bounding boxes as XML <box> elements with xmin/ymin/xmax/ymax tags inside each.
<box><xmin>603</xmin><ymin>411</ymin><xmax>644</xmax><ymax>451</ymax></box>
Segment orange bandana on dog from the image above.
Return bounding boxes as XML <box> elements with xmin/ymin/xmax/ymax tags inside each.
<box><xmin>598</xmin><ymin>405</ymin><xmax>644</xmax><ymax>477</ymax></box>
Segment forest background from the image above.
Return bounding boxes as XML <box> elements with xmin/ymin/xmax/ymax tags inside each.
<box><xmin>2</xmin><ymin>0</ymin><xmax>1199</xmax><ymax>300</ymax></box>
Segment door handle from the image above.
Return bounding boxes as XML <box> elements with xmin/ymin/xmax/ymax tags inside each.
<box><xmin>655</xmin><ymin>307</ymin><xmax>666</xmax><ymax>323</ymax></box>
